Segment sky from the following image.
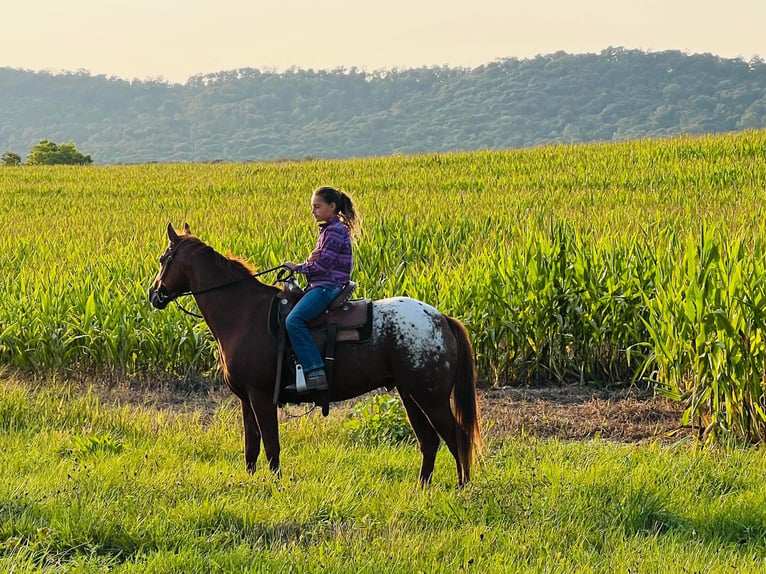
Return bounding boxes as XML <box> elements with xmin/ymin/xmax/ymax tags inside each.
<box><xmin>3</xmin><ymin>0</ymin><xmax>765</xmax><ymax>84</ymax></box>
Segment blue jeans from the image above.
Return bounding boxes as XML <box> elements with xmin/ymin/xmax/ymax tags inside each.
<box><xmin>285</xmin><ymin>285</ymin><xmax>342</xmax><ymax>373</ymax></box>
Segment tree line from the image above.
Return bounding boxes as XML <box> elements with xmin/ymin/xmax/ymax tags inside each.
<box><xmin>2</xmin><ymin>47</ymin><xmax>766</xmax><ymax>164</ymax></box>
<box><xmin>2</xmin><ymin>140</ymin><xmax>92</xmax><ymax>165</ymax></box>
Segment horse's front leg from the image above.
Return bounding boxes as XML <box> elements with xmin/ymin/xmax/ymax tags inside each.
<box><xmin>249</xmin><ymin>389</ymin><xmax>281</xmax><ymax>474</ymax></box>
<box><xmin>241</xmin><ymin>398</ymin><xmax>262</xmax><ymax>473</ymax></box>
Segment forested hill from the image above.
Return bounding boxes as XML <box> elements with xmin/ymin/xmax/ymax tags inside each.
<box><xmin>2</xmin><ymin>47</ymin><xmax>766</xmax><ymax>164</ymax></box>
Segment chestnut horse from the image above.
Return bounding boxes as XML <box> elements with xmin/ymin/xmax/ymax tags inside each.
<box><xmin>148</xmin><ymin>223</ymin><xmax>482</xmax><ymax>485</ymax></box>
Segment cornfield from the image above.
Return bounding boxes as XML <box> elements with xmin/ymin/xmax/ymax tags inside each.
<box><xmin>2</xmin><ymin>130</ymin><xmax>766</xmax><ymax>441</ymax></box>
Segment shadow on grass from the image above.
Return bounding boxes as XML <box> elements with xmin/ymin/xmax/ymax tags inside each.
<box><xmin>0</xmin><ymin>497</ymin><xmax>317</xmax><ymax>567</ymax></box>
<box><xmin>613</xmin><ymin>486</ymin><xmax>686</xmax><ymax>535</ymax></box>
<box><xmin>697</xmin><ymin>507</ymin><xmax>766</xmax><ymax>547</ymax></box>
<box><xmin>604</xmin><ymin>486</ymin><xmax>766</xmax><ymax>550</ymax></box>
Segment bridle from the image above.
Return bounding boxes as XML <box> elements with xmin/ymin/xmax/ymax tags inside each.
<box><xmin>152</xmin><ymin>242</ymin><xmax>293</xmax><ymax>318</ymax></box>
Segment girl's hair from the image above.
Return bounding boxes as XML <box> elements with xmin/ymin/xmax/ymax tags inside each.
<box><xmin>314</xmin><ymin>186</ymin><xmax>359</xmax><ymax>237</ymax></box>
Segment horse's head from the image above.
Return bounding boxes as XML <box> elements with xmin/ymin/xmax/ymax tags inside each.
<box><xmin>148</xmin><ymin>222</ymin><xmax>195</xmax><ymax>309</ymax></box>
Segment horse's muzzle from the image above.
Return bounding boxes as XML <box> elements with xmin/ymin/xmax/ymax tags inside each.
<box><xmin>148</xmin><ymin>287</ymin><xmax>171</xmax><ymax>310</ymax></box>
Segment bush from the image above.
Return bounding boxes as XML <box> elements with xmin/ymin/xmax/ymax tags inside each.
<box><xmin>345</xmin><ymin>395</ymin><xmax>414</xmax><ymax>446</ymax></box>
<box><xmin>1</xmin><ymin>151</ymin><xmax>21</xmax><ymax>165</ymax></box>
<box><xmin>26</xmin><ymin>140</ymin><xmax>92</xmax><ymax>165</ymax></box>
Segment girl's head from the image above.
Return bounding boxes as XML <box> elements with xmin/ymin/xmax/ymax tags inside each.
<box><xmin>311</xmin><ymin>186</ymin><xmax>359</xmax><ymax>236</ymax></box>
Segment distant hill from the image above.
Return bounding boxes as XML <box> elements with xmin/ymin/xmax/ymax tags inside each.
<box><xmin>2</xmin><ymin>47</ymin><xmax>766</xmax><ymax>164</ymax></box>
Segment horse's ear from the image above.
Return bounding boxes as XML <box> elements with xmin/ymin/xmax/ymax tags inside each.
<box><xmin>183</xmin><ymin>222</ymin><xmax>192</xmax><ymax>235</ymax></box>
<box><xmin>167</xmin><ymin>222</ymin><xmax>178</xmax><ymax>242</ymax></box>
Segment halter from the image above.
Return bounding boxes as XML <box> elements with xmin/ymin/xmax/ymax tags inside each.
<box><xmin>153</xmin><ymin>243</ymin><xmax>293</xmax><ymax>319</ymax></box>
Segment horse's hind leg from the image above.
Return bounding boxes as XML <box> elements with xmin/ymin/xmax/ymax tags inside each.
<box><xmin>399</xmin><ymin>390</ymin><xmax>440</xmax><ymax>486</ymax></box>
<box><xmin>416</xmin><ymin>397</ymin><xmax>467</xmax><ymax>486</ymax></box>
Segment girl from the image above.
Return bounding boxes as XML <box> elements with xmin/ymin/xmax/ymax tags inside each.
<box><xmin>283</xmin><ymin>186</ymin><xmax>358</xmax><ymax>392</ymax></box>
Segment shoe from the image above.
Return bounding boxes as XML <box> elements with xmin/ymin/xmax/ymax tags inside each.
<box><xmin>306</xmin><ymin>370</ymin><xmax>328</xmax><ymax>391</ymax></box>
<box><xmin>286</xmin><ymin>369</ymin><xmax>328</xmax><ymax>393</ymax></box>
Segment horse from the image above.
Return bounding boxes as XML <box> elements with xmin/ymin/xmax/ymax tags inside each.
<box><xmin>148</xmin><ymin>222</ymin><xmax>482</xmax><ymax>486</ymax></box>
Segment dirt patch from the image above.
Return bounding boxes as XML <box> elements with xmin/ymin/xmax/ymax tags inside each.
<box><xmin>478</xmin><ymin>386</ymin><xmax>690</xmax><ymax>443</ymax></box>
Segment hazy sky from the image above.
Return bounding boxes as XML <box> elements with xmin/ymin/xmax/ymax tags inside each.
<box><xmin>3</xmin><ymin>0</ymin><xmax>765</xmax><ymax>83</ymax></box>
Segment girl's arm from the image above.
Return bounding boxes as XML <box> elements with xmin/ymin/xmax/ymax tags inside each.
<box><xmin>295</xmin><ymin>227</ymin><xmax>346</xmax><ymax>276</ymax></box>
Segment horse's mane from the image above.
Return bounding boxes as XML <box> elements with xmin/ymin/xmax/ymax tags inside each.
<box><xmin>223</xmin><ymin>252</ymin><xmax>256</xmax><ymax>275</ymax></box>
<box><xmin>179</xmin><ymin>235</ymin><xmax>278</xmax><ymax>288</ymax></box>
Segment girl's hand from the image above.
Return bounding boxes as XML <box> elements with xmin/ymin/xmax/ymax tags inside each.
<box><xmin>283</xmin><ymin>261</ymin><xmax>298</xmax><ymax>271</ymax></box>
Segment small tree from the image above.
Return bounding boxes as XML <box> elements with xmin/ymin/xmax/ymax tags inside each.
<box><xmin>2</xmin><ymin>151</ymin><xmax>22</xmax><ymax>166</ymax></box>
<box><xmin>26</xmin><ymin>140</ymin><xmax>92</xmax><ymax>165</ymax></box>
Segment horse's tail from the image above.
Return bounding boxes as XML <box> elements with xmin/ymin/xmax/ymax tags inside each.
<box><xmin>446</xmin><ymin>316</ymin><xmax>483</xmax><ymax>483</ymax></box>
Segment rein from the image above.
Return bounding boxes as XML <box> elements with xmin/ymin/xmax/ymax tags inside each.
<box><xmin>171</xmin><ymin>265</ymin><xmax>292</xmax><ymax>319</ymax></box>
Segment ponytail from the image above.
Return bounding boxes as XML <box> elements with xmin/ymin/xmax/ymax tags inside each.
<box><xmin>314</xmin><ymin>186</ymin><xmax>359</xmax><ymax>238</ymax></box>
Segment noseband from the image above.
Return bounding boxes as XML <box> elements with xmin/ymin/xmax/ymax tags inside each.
<box><xmin>150</xmin><ymin>244</ymin><xmax>181</xmax><ymax>307</ymax></box>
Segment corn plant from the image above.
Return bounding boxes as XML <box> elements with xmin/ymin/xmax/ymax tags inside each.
<box><xmin>641</xmin><ymin>226</ymin><xmax>766</xmax><ymax>442</ymax></box>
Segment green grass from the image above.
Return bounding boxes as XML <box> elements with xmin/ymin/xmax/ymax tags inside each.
<box><xmin>3</xmin><ymin>373</ymin><xmax>766</xmax><ymax>572</ymax></box>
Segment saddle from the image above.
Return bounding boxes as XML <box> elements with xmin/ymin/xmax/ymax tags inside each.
<box><xmin>270</xmin><ymin>280</ymin><xmax>373</xmax><ymax>415</ymax></box>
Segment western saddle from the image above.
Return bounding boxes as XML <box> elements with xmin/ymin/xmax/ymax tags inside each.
<box><xmin>271</xmin><ymin>280</ymin><xmax>372</xmax><ymax>414</ymax></box>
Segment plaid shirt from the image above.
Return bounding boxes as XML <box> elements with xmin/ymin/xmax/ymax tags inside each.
<box><xmin>295</xmin><ymin>217</ymin><xmax>352</xmax><ymax>287</ymax></box>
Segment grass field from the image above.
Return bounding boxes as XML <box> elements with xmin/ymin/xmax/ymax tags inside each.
<box><xmin>3</xmin><ymin>373</ymin><xmax>766</xmax><ymax>573</ymax></box>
